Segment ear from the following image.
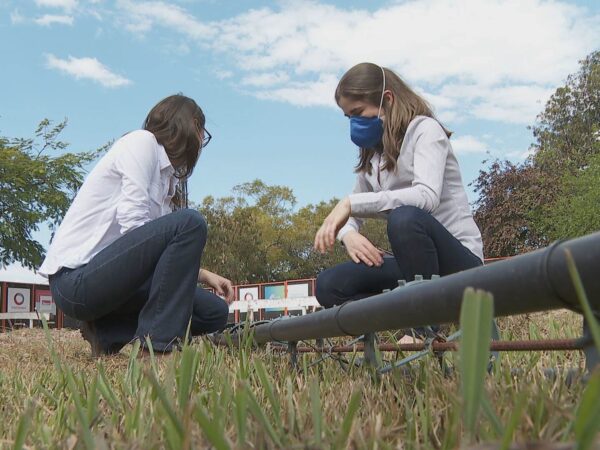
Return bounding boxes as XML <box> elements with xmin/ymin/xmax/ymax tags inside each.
<box><xmin>383</xmin><ymin>90</ymin><xmax>394</xmax><ymax>106</ymax></box>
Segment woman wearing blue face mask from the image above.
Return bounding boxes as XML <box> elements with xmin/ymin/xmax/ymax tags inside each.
<box><xmin>314</xmin><ymin>63</ymin><xmax>483</xmax><ymax>309</ymax></box>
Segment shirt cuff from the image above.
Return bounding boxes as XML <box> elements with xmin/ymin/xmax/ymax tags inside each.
<box><xmin>349</xmin><ymin>191</ymin><xmax>382</xmax><ymax>216</ymax></box>
<box><xmin>337</xmin><ymin>223</ymin><xmax>356</xmax><ymax>242</ymax></box>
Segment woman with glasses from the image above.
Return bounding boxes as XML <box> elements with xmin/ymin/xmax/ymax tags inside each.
<box><xmin>314</xmin><ymin>63</ymin><xmax>483</xmax><ymax>310</ymax></box>
<box><xmin>39</xmin><ymin>94</ymin><xmax>233</xmax><ymax>356</ymax></box>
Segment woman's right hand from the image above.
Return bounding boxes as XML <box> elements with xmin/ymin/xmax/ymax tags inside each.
<box><xmin>341</xmin><ymin>231</ymin><xmax>385</xmax><ymax>267</ymax></box>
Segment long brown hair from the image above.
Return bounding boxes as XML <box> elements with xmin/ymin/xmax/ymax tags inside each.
<box><xmin>335</xmin><ymin>63</ymin><xmax>450</xmax><ymax>174</ymax></box>
<box><xmin>143</xmin><ymin>94</ymin><xmax>206</xmax><ymax>208</ymax></box>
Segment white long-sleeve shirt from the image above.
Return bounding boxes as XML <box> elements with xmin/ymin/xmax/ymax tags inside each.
<box><xmin>38</xmin><ymin>130</ymin><xmax>178</xmax><ymax>277</ymax></box>
<box><xmin>337</xmin><ymin>116</ymin><xmax>484</xmax><ymax>262</ymax></box>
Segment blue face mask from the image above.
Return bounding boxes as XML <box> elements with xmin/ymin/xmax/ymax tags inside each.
<box><xmin>349</xmin><ymin>115</ymin><xmax>383</xmax><ymax>148</ymax></box>
<box><xmin>348</xmin><ymin>65</ymin><xmax>386</xmax><ymax>149</ymax></box>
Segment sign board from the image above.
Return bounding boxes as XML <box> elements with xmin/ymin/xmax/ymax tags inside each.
<box><xmin>7</xmin><ymin>287</ymin><xmax>31</xmax><ymax>313</ymax></box>
<box><xmin>238</xmin><ymin>286</ymin><xmax>259</xmax><ymax>301</ymax></box>
<box><xmin>287</xmin><ymin>282</ymin><xmax>310</xmax><ymax>298</ymax></box>
<box><xmin>35</xmin><ymin>290</ymin><xmax>56</xmax><ymax>315</ymax></box>
<box><xmin>264</xmin><ymin>284</ymin><xmax>285</xmax><ymax>312</ymax></box>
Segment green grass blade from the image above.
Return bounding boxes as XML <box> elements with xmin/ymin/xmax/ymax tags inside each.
<box><xmin>234</xmin><ymin>385</ymin><xmax>248</xmax><ymax>447</ymax></box>
<box><xmin>500</xmin><ymin>391</ymin><xmax>527</xmax><ymax>450</ymax></box>
<box><xmin>481</xmin><ymin>396</ymin><xmax>504</xmax><ymax>436</ymax></box>
<box><xmin>459</xmin><ymin>287</ymin><xmax>494</xmax><ymax>439</ymax></box>
<box><xmin>574</xmin><ymin>370</ymin><xmax>600</xmax><ymax>450</ymax></box>
<box><xmin>334</xmin><ymin>389</ymin><xmax>362</xmax><ymax>449</ymax></box>
<box><xmin>285</xmin><ymin>377</ymin><xmax>297</xmax><ymax>436</ymax></box>
<box><xmin>64</xmin><ymin>367</ymin><xmax>95</xmax><ymax>449</ymax></box>
<box><xmin>145</xmin><ymin>370</ymin><xmax>184</xmax><ymax>447</ymax></box>
<box><xmin>96</xmin><ymin>364</ymin><xmax>119</xmax><ymax>410</ymax></box>
<box><xmin>177</xmin><ymin>345</ymin><xmax>200</xmax><ymax>410</ymax></box>
<box><xmin>194</xmin><ymin>402</ymin><xmax>232</xmax><ymax>450</ymax></box>
<box><xmin>244</xmin><ymin>382</ymin><xmax>283</xmax><ymax>447</ymax></box>
<box><xmin>12</xmin><ymin>401</ymin><xmax>34</xmax><ymax>450</ymax></box>
<box><xmin>86</xmin><ymin>375</ymin><xmax>99</xmax><ymax>425</ymax></box>
<box><xmin>310</xmin><ymin>378</ymin><xmax>323</xmax><ymax>446</ymax></box>
<box><xmin>253</xmin><ymin>359</ymin><xmax>280</xmax><ymax>418</ymax></box>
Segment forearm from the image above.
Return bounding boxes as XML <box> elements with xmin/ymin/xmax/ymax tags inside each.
<box><xmin>348</xmin><ymin>184</ymin><xmax>439</xmax><ymax>217</ymax></box>
<box><xmin>198</xmin><ymin>268</ymin><xmax>215</xmax><ymax>283</ymax></box>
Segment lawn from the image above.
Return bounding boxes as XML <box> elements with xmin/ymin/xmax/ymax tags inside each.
<box><xmin>1</xmin><ymin>306</ymin><xmax>598</xmax><ymax>449</ymax></box>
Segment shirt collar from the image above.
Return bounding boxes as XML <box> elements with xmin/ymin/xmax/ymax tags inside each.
<box><xmin>157</xmin><ymin>144</ymin><xmax>175</xmax><ymax>174</ymax></box>
<box><xmin>369</xmin><ymin>151</ymin><xmax>383</xmax><ymax>167</ymax></box>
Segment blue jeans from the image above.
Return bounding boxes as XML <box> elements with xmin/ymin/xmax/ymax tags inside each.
<box><xmin>316</xmin><ymin>206</ymin><xmax>482</xmax><ymax>308</ymax></box>
<box><xmin>49</xmin><ymin>209</ymin><xmax>229</xmax><ymax>352</ymax></box>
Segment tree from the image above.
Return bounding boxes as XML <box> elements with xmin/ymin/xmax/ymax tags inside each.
<box><xmin>472</xmin><ymin>161</ymin><xmax>551</xmax><ymax>257</ymax></box>
<box><xmin>197</xmin><ymin>179</ymin><xmax>390</xmax><ymax>284</ymax></box>
<box><xmin>0</xmin><ymin>119</ymin><xmax>102</xmax><ymax>268</ymax></box>
<box><xmin>532</xmin><ymin>51</ymin><xmax>600</xmax><ymax>172</ymax></box>
<box><xmin>473</xmin><ymin>50</ymin><xmax>600</xmax><ymax>256</ymax></box>
<box><xmin>541</xmin><ymin>145</ymin><xmax>600</xmax><ymax>240</ymax></box>
<box><xmin>198</xmin><ymin>179</ymin><xmax>298</xmax><ymax>284</ymax></box>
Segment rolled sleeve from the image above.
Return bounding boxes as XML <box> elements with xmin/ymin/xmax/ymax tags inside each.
<box><xmin>113</xmin><ymin>132</ymin><xmax>157</xmax><ymax>234</ymax></box>
<box><xmin>337</xmin><ymin>217</ymin><xmax>362</xmax><ymax>242</ymax></box>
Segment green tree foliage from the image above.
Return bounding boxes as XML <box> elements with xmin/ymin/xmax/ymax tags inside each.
<box><xmin>473</xmin><ymin>50</ymin><xmax>600</xmax><ymax>256</ymax></box>
<box><xmin>0</xmin><ymin>119</ymin><xmax>101</xmax><ymax>268</ymax></box>
<box><xmin>198</xmin><ymin>179</ymin><xmax>388</xmax><ymax>284</ymax></box>
<box><xmin>532</xmin><ymin>51</ymin><xmax>600</xmax><ymax>171</ymax></box>
<box><xmin>542</xmin><ymin>148</ymin><xmax>600</xmax><ymax>240</ymax></box>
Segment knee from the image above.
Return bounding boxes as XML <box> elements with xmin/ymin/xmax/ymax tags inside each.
<box><xmin>215</xmin><ymin>299</ymin><xmax>229</xmax><ymax>329</ymax></box>
<box><xmin>315</xmin><ymin>269</ymin><xmax>340</xmax><ymax>309</ymax></box>
<box><xmin>387</xmin><ymin>206</ymin><xmax>426</xmax><ymax>238</ymax></box>
<box><xmin>175</xmin><ymin>209</ymin><xmax>208</xmax><ymax>244</ymax></box>
<box><xmin>204</xmin><ymin>299</ymin><xmax>229</xmax><ymax>333</ymax></box>
<box><xmin>178</xmin><ymin>208</ymin><xmax>207</xmax><ymax>232</ymax></box>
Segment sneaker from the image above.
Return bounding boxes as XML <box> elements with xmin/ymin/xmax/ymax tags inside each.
<box><xmin>79</xmin><ymin>321</ymin><xmax>106</xmax><ymax>357</ymax></box>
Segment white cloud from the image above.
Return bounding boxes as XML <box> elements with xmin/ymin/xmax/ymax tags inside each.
<box><xmin>10</xmin><ymin>9</ymin><xmax>24</xmax><ymax>24</ymax></box>
<box><xmin>213</xmin><ymin>69</ymin><xmax>233</xmax><ymax>80</ymax></box>
<box><xmin>252</xmin><ymin>74</ymin><xmax>339</xmax><ymax>107</ymax></box>
<box><xmin>45</xmin><ymin>54</ymin><xmax>132</xmax><ymax>88</ymax></box>
<box><xmin>506</xmin><ymin>147</ymin><xmax>535</xmax><ymax>160</ymax></box>
<box><xmin>34</xmin><ymin>14</ymin><xmax>74</xmax><ymax>26</ymax></box>
<box><xmin>451</xmin><ymin>135</ymin><xmax>489</xmax><ymax>155</ymax></box>
<box><xmin>439</xmin><ymin>83</ymin><xmax>555</xmax><ymax>124</ymax></box>
<box><xmin>116</xmin><ymin>0</ymin><xmax>213</xmax><ymax>39</ymax></box>
<box><xmin>35</xmin><ymin>0</ymin><xmax>78</xmax><ymax>12</ymax></box>
<box><xmin>112</xmin><ymin>0</ymin><xmax>600</xmax><ymax>123</ymax></box>
<box><xmin>241</xmin><ymin>72</ymin><xmax>290</xmax><ymax>87</ymax></box>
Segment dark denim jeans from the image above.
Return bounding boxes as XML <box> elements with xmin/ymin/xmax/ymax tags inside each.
<box><xmin>49</xmin><ymin>209</ymin><xmax>229</xmax><ymax>352</ymax></box>
<box><xmin>316</xmin><ymin>206</ymin><xmax>483</xmax><ymax>308</ymax></box>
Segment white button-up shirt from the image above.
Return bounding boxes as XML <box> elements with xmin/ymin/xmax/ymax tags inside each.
<box><xmin>38</xmin><ymin>130</ymin><xmax>178</xmax><ymax>277</ymax></box>
<box><xmin>337</xmin><ymin>116</ymin><xmax>484</xmax><ymax>262</ymax></box>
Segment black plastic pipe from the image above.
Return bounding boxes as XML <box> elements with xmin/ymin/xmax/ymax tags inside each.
<box><xmin>251</xmin><ymin>231</ymin><xmax>600</xmax><ymax>344</ymax></box>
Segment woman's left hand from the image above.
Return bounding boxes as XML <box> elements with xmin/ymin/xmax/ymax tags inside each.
<box><xmin>314</xmin><ymin>197</ymin><xmax>351</xmax><ymax>253</ymax></box>
<box><xmin>199</xmin><ymin>269</ymin><xmax>235</xmax><ymax>303</ymax></box>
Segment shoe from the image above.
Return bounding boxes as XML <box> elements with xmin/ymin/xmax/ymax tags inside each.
<box><xmin>79</xmin><ymin>321</ymin><xmax>106</xmax><ymax>357</ymax></box>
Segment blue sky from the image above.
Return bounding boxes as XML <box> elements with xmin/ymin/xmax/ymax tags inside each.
<box><xmin>1</xmin><ymin>0</ymin><xmax>599</xmax><ymax>258</ymax></box>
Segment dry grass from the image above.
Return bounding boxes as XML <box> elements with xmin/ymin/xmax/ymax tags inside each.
<box><xmin>0</xmin><ymin>309</ymin><xmax>597</xmax><ymax>449</ymax></box>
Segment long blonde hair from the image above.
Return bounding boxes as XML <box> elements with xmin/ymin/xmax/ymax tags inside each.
<box><xmin>335</xmin><ymin>63</ymin><xmax>450</xmax><ymax>174</ymax></box>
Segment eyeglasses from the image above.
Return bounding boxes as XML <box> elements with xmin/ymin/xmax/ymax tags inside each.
<box><xmin>201</xmin><ymin>128</ymin><xmax>212</xmax><ymax>148</ymax></box>
<box><xmin>195</xmin><ymin>119</ymin><xmax>212</xmax><ymax>148</ymax></box>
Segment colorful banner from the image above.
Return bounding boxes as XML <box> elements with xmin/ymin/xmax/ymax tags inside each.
<box><xmin>7</xmin><ymin>287</ymin><xmax>31</xmax><ymax>313</ymax></box>
<box><xmin>264</xmin><ymin>284</ymin><xmax>285</xmax><ymax>312</ymax></box>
